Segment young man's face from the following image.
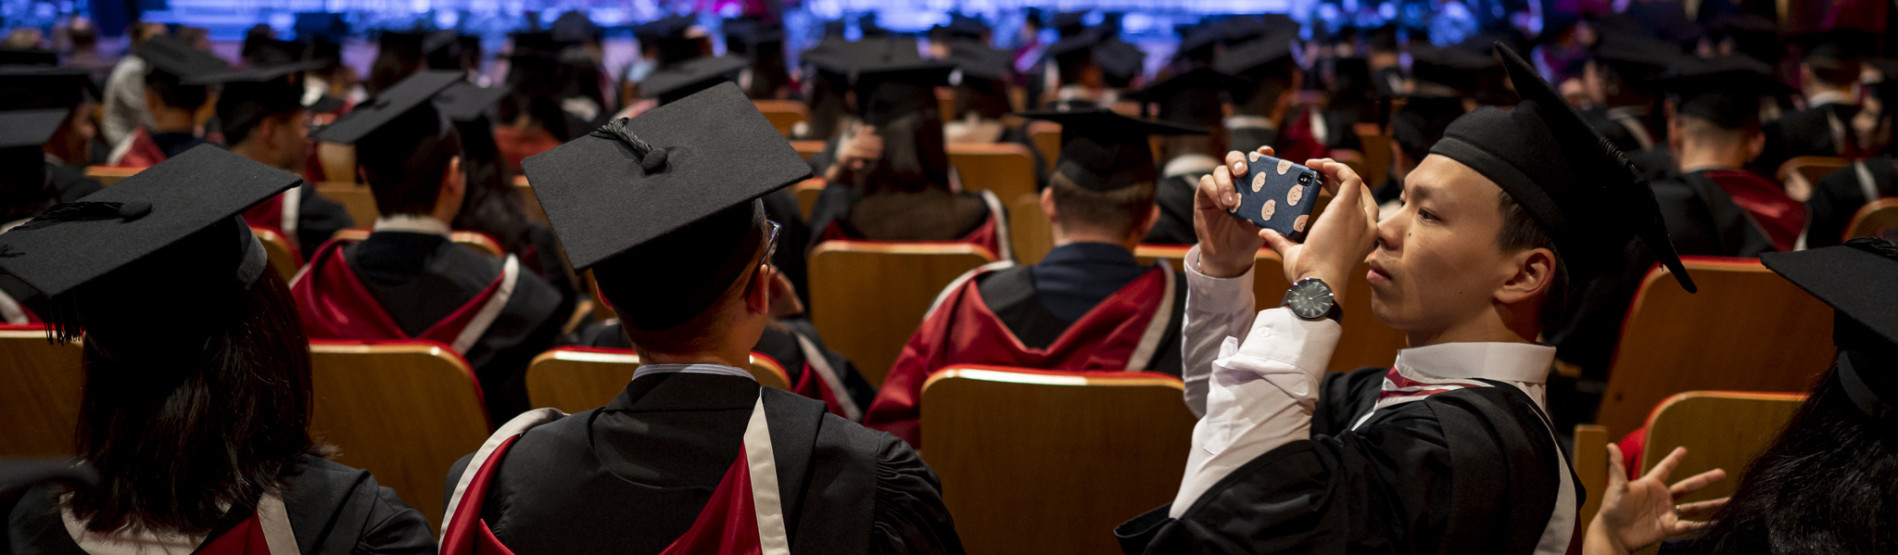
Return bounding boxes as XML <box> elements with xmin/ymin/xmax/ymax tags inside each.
<box><xmin>1366</xmin><ymin>154</ymin><xmax>1526</xmax><ymax>334</ymax></box>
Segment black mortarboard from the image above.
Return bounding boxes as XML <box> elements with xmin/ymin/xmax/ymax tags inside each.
<box><xmin>1177</xmin><ymin>22</ymin><xmax>1223</xmax><ymax>56</ymax></box>
<box><xmin>0</xmin><ymin>48</ymin><xmax>58</xmax><ymax>66</ymax></box>
<box><xmin>137</xmin><ymin>34</ymin><xmax>230</xmax><ymax>81</ymax></box>
<box><xmin>1408</xmin><ymin>44</ymin><xmax>1497</xmax><ymax>96</ymax></box>
<box><xmin>523</xmin><ymin>83</ymin><xmax>811</xmax><ymax>330</ymax></box>
<box><xmin>245</xmin><ymin>38</ymin><xmax>307</xmax><ymax>67</ymax></box>
<box><xmin>1762</xmin><ymin>238</ymin><xmax>1898</xmax><ymax>418</ymax></box>
<box><xmin>1020</xmin><ymin>108</ymin><xmax>1205</xmax><ymax>192</ymax></box>
<box><xmin>1134</xmin><ymin>68</ymin><xmax>1235</xmax><ymax>128</ymax></box>
<box><xmin>1052</xmin><ymin>12</ymin><xmax>1089</xmax><ymax>39</ymax></box>
<box><xmin>1369</xmin><ymin>23</ymin><xmax>1401</xmax><ymax>53</ymax></box>
<box><xmin>433</xmin><ymin>81</ymin><xmax>508</xmax><ymax>122</ymax></box>
<box><xmin>1390</xmin><ymin>95</ymin><xmax>1467</xmax><ymax>157</ymax></box>
<box><xmin>308</xmin><ymin>70</ymin><xmax>461</xmax><ymax>144</ymax></box>
<box><xmin>1093</xmin><ymin>39</ymin><xmax>1145</xmax><ymax>87</ymax></box>
<box><xmin>640</xmin><ymin>55</ymin><xmax>749</xmax><ymax>105</ymax></box>
<box><xmin>0</xmin><ymin>110</ymin><xmax>65</xmax><ymax>151</ymax></box>
<box><xmin>1043</xmin><ymin>29</ymin><xmax>1101</xmax><ymax>66</ymax></box>
<box><xmin>854</xmin><ymin>61</ymin><xmax>954</xmax><ymax>125</ymax></box>
<box><xmin>0</xmin><ymin>146</ymin><xmax>299</xmax><ymax>339</ymax></box>
<box><xmin>1590</xmin><ymin>31</ymin><xmax>1688</xmax><ymax>96</ymax></box>
<box><xmin>0</xmin><ymin>66</ymin><xmax>98</xmax><ymax>110</ymax></box>
<box><xmin>0</xmin><ymin>460</ymin><xmax>97</xmax><ymax>494</ymax></box>
<box><xmin>198</xmin><ymin>62</ymin><xmax>318</xmax><ymax>142</ymax></box>
<box><xmin>1871</xmin><ymin>60</ymin><xmax>1898</xmax><ymax>109</ymax></box>
<box><xmin>552</xmin><ymin>11</ymin><xmax>602</xmax><ymax>45</ymax></box>
<box><xmin>947</xmin><ymin>14</ymin><xmax>989</xmax><ymax>42</ymax></box>
<box><xmin>949</xmin><ymin>41</ymin><xmax>1014</xmax><ymax>83</ymax></box>
<box><xmin>1430</xmin><ymin>43</ymin><xmax>1695</xmax><ymax>292</ymax></box>
<box><xmin>1214</xmin><ymin>33</ymin><xmax>1295</xmax><ymax>77</ymax></box>
<box><xmin>1654</xmin><ymin>55</ymin><xmax>1784</xmax><ymax>129</ymax></box>
<box><xmin>1705</xmin><ymin>14</ymin><xmax>1781</xmax><ymax>62</ymax></box>
<box><xmin>1795</xmin><ymin>28</ymin><xmax>1879</xmax><ymax>71</ymax></box>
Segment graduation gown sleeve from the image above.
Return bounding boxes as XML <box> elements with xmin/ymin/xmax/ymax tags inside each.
<box><xmin>857</xmin><ymin>423</ymin><xmax>966</xmax><ymax>554</ymax></box>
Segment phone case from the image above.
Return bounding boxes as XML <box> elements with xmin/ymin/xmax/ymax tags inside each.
<box><xmin>1227</xmin><ymin>153</ymin><xmax>1322</xmax><ymax>241</ymax></box>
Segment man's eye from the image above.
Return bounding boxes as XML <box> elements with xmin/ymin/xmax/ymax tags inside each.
<box><xmin>1418</xmin><ymin>209</ymin><xmax>1438</xmax><ymax>222</ymax></box>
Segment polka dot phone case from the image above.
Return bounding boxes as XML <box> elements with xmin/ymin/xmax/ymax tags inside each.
<box><xmin>1227</xmin><ymin>152</ymin><xmax>1323</xmax><ymax>242</ymax></box>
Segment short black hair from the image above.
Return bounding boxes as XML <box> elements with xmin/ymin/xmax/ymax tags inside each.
<box><xmin>1230</xmin><ymin>61</ymin><xmax>1297</xmax><ymax>114</ymax></box>
<box><xmin>1049</xmin><ymin>171</ymin><xmax>1156</xmax><ymax>238</ymax></box>
<box><xmin>1496</xmin><ymin>189</ymin><xmax>1568</xmax><ymax>332</ymax></box>
<box><xmin>142</xmin><ymin>71</ymin><xmax>208</xmax><ymax>111</ymax></box>
<box><xmin>356</xmin><ymin>105</ymin><xmax>463</xmax><ymax>215</ymax></box>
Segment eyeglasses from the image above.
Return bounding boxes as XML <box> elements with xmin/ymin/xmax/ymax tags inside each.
<box><xmin>743</xmin><ymin>220</ymin><xmax>782</xmax><ymax>297</ymax></box>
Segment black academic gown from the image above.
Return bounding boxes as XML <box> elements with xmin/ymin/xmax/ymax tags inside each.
<box><xmin>567</xmin><ymin>318</ymin><xmax>879</xmax><ymax>417</ymax></box>
<box><xmin>4</xmin><ymin>456</ymin><xmax>436</xmax><ymax>555</ymax></box>
<box><xmin>1757</xmin><ymin>103</ymin><xmax>1860</xmax><ymax>174</ymax></box>
<box><xmin>444</xmin><ymin>374</ymin><xmax>963</xmax><ymax>554</ymax></box>
<box><xmin>1627</xmin><ymin>144</ymin><xmax>1678</xmax><ymax>184</ymax></box>
<box><xmin>293</xmin><ymin>185</ymin><xmax>356</xmax><ymax>257</ymax></box>
<box><xmin>1143</xmin><ymin>173</ymin><xmax>1198</xmax><ymax>245</ymax></box>
<box><xmin>1805</xmin><ymin>157</ymin><xmax>1897</xmax><ymax>248</ymax></box>
<box><xmin>974</xmin><ymin>243</ymin><xmax>1186</xmax><ymax>376</ymax></box>
<box><xmin>1115</xmin><ymin>367</ymin><xmax>1574</xmax><ymax>554</ymax></box>
<box><xmin>347</xmin><ymin>232</ymin><xmax>569</xmax><ymax>420</ymax></box>
<box><xmin>150</xmin><ymin>131</ymin><xmax>207</xmax><ymax>159</ymax></box>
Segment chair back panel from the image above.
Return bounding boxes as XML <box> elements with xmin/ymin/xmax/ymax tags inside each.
<box><xmin>252</xmin><ymin>227</ymin><xmax>304</xmax><ymax>282</ymax></box>
<box><xmin>0</xmin><ymin>327</ymin><xmax>83</xmax><ymax>457</ymax></box>
<box><xmin>1847</xmin><ymin>198</ymin><xmax>1898</xmax><ymax>242</ymax></box>
<box><xmin>753</xmin><ymin>100</ymin><xmax>809</xmax><ymax>138</ymax></box>
<box><xmin>808</xmin><ymin>241</ymin><xmax>997</xmax><ymax>386</ymax></box>
<box><xmin>948</xmin><ymin>143</ymin><xmax>1037</xmax><ymax>205</ymax></box>
<box><xmin>525</xmin><ymin>348</ymin><xmax>792</xmax><ymax>414</ymax></box>
<box><xmin>314</xmin><ymin>182</ymin><xmax>380</xmax><ymax>226</ymax></box>
<box><xmin>1640</xmin><ymin>392</ymin><xmax>1807</xmax><ymax>505</ymax></box>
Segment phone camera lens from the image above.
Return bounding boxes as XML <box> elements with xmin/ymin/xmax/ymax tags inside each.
<box><xmin>1298</xmin><ymin>173</ymin><xmax>1312</xmax><ymax>185</ymax></box>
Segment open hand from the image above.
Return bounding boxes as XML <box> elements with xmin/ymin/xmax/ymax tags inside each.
<box><xmin>1191</xmin><ymin>148</ymin><xmax>1270</xmax><ymax>278</ymax></box>
<box><xmin>1589</xmin><ymin>445</ymin><xmax>1728</xmax><ymax>555</ymax></box>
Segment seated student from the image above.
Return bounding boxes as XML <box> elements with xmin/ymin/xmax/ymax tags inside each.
<box><xmin>865</xmin><ymin>109</ymin><xmax>1194</xmax><ymax>446</ymax></box>
<box><xmin>944</xmin><ymin>41</ymin><xmax>1017</xmax><ymax>144</ymax></box>
<box><xmin>1039</xmin><ymin>30</ymin><xmax>1107</xmax><ymax>111</ymax></box>
<box><xmin>1579</xmin><ymin>31</ymin><xmax>1680</xmax><ymax>154</ymax></box>
<box><xmin>292</xmin><ymin>71</ymin><xmax>569</xmax><ymax>421</ymax></box>
<box><xmin>802</xmin><ymin>36</ymin><xmax>925</xmax><ymax>175</ymax></box>
<box><xmin>107</xmin><ymin>34</ymin><xmax>227</xmax><ymax>166</ymax></box>
<box><xmin>725</xmin><ymin>19</ymin><xmax>796</xmax><ymax>101</ymax></box>
<box><xmin>211</xmin><ymin>60</ymin><xmax>355</xmax><ymax>257</ymax></box>
<box><xmin>435</xmin><ymin>80</ymin><xmax>580</xmax><ymax>306</ymax></box>
<box><xmin>0</xmin><ymin>147</ymin><xmax>435</xmax><ymax>554</ymax></box>
<box><xmin>0</xmin><ymin>67</ymin><xmax>106</xmax><ymax>224</ymax></box>
<box><xmin>493</xmin><ymin>32</ymin><xmax>577</xmax><ymax>170</ymax></box>
<box><xmin>1375</xmin><ymin>95</ymin><xmax>1467</xmax><ymax>210</ymax></box>
<box><xmin>1806</xmin><ymin>64</ymin><xmax>1897</xmax><ymax>248</ymax></box>
<box><xmin>443</xmin><ymin>83</ymin><xmax>962</xmax><ymax>553</ymax></box>
<box><xmin>0</xmin><ymin>57</ymin><xmax>101</xmax><ymax>169</ymax></box>
<box><xmin>1132</xmin><ymin>68</ymin><xmax>1232</xmax><ymax>245</ymax></box>
<box><xmin>810</xmin><ymin>61</ymin><xmax>1009</xmax><ymax>258</ymax></box>
<box><xmin>1585</xmin><ymin>237</ymin><xmax>1898</xmax><ymax>555</ymax></box>
<box><xmin>1756</xmin><ymin>29</ymin><xmax>1876</xmax><ymax>174</ymax></box>
<box><xmin>1217</xmin><ymin>31</ymin><xmax>1329</xmax><ymax>164</ymax></box>
<box><xmin>1116</xmin><ymin>44</ymin><xmax>1697</xmax><ymax>552</ymax></box>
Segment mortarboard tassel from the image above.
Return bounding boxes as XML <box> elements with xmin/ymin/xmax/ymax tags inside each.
<box><xmin>590</xmin><ymin>118</ymin><xmax>669</xmax><ymax>173</ymax></box>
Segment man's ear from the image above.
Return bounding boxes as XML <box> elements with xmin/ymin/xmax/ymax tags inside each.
<box><xmin>1134</xmin><ymin>204</ymin><xmax>1160</xmax><ymax>241</ymax></box>
<box><xmin>1039</xmin><ymin>186</ymin><xmax>1058</xmax><ymax>222</ymax></box>
<box><xmin>1496</xmin><ymin>247</ymin><xmax>1557</xmax><ymax>306</ymax></box>
<box><xmin>1746</xmin><ymin>130</ymin><xmax>1767</xmax><ymax>161</ymax></box>
<box><xmin>745</xmin><ymin>266</ymin><xmax>773</xmax><ymax>316</ymax></box>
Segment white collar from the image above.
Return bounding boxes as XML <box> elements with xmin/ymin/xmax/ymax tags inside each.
<box><xmin>1392</xmin><ymin>341</ymin><xmax>1555</xmax><ymax>386</ymax></box>
<box><xmin>1056</xmin><ymin>85</ymin><xmax>1094</xmax><ymax>102</ymax></box>
<box><xmin>1807</xmin><ymin>89</ymin><xmax>1858</xmax><ymax>109</ymax></box>
<box><xmin>302</xmin><ymin>76</ymin><xmax>328</xmax><ymax>107</ymax></box>
<box><xmin>632</xmin><ymin>363</ymin><xmax>756</xmax><ymax>382</ymax></box>
<box><xmin>1225</xmin><ymin>115</ymin><xmax>1275</xmax><ymax>130</ymax></box>
<box><xmin>372</xmin><ymin>215</ymin><xmax>452</xmax><ymax>238</ymax></box>
<box><xmin>1162</xmin><ymin>154</ymin><xmax>1221</xmax><ymax>178</ymax></box>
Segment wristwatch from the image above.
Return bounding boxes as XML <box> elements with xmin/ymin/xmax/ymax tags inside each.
<box><xmin>1282</xmin><ymin>277</ymin><xmax>1343</xmax><ymax>324</ymax></box>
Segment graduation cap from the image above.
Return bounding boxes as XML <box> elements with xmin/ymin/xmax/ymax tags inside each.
<box><xmin>1705</xmin><ymin>14</ymin><xmax>1782</xmax><ymax>61</ymax></box>
<box><xmin>1408</xmin><ymin>44</ymin><xmax>1498</xmax><ymax>96</ymax></box>
<box><xmin>1043</xmin><ymin>29</ymin><xmax>1102</xmax><ymax>67</ymax></box>
<box><xmin>308</xmin><ymin>70</ymin><xmax>461</xmax><ymax>144</ymax></box>
<box><xmin>0</xmin><ymin>66</ymin><xmax>98</xmax><ymax>110</ymax></box>
<box><xmin>551</xmin><ymin>11</ymin><xmax>601</xmax><ymax>45</ymax></box>
<box><xmin>1761</xmin><ymin>237</ymin><xmax>1898</xmax><ymax>418</ymax></box>
<box><xmin>950</xmin><ymin>41</ymin><xmax>1014</xmax><ymax>83</ymax></box>
<box><xmin>0</xmin><ymin>48</ymin><xmax>58</xmax><ymax>66</ymax></box>
<box><xmin>0</xmin><ymin>146</ymin><xmax>301</xmax><ymax>340</ymax></box>
<box><xmin>639</xmin><ymin>55</ymin><xmax>749</xmax><ymax>105</ymax></box>
<box><xmin>1653</xmin><ymin>55</ymin><xmax>1784</xmax><ymax>129</ymax></box>
<box><xmin>378</xmin><ymin>29</ymin><xmax>426</xmax><ymax>59</ymax></box>
<box><xmin>1390</xmin><ymin>95</ymin><xmax>1467</xmax><ymax>158</ymax></box>
<box><xmin>1093</xmin><ymin>39</ymin><xmax>1145</xmax><ymax>88</ymax></box>
<box><xmin>137</xmin><ymin>34</ymin><xmax>231</xmax><ymax>82</ymax></box>
<box><xmin>0</xmin><ymin>110</ymin><xmax>66</xmax><ymax>151</ymax></box>
<box><xmin>1430</xmin><ymin>43</ymin><xmax>1695</xmax><ymax>292</ymax></box>
<box><xmin>1020</xmin><ymin>108</ymin><xmax>1205</xmax><ymax>192</ymax></box>
<box><xmin>1134</xmin><ymin>68</ymin><xmax>1235</xmax><ymax>128</ymax></box>
<box><xmin>947</xmin><ymin>14</ymin><xmax>990</xmax><ymax>42</ymax></box>
<box><xmin>522</xmin><ymin>83</ymin><xmax>811</xmax><ymax>330</ymax></box>
<box><xmin>1590</xmin><ymin>31</ymin><xmax>1689</xmax><ymax>94</ymax></box>
<box><xmin>1177</xmin><ymin>22</ymin><xmax>1224</xmax><ymax>58</ymax></box>
<box><xmin>1052</xmin><ymin>12</ymin><xmax>1089</xmax><ymax>39</ymax></box>
<box><xmin>198</xmin><ymin>62</ymin><xmax>321</xmax><ymax>143</ymax></box>
<box><xmin>1794</xmin><ymin>28</ymin><xmax>1879</xmax><ymax>71</ymax></box>
<box><xmin>854</xmin><ymin>61</ymin><xmax>955</xmax><ymax>125</ymax></box>
<box><xmin>433</xmin><ymin>80</ymin><xmax>508</xmax><ymax>122</ymax></box>
<box><xmin>1214</xmin><ymin>33</ymin><xmax>1295</xmax><ymax>78</ymax></box>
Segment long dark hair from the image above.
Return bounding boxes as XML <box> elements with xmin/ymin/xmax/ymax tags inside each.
<box><xmin>65</xmin><ymin>235</ymin><xmax>321</xmax><ymax>535</ymax></box>
<box><xmin>1692</xmin><ymin>344</ymin><xmax>1898</xmax><ymax>553</ymax></box>
<box><xmin>851</xmin><ymin>110</ymin><xmax>951</xmax><ymax>196</ymax></box>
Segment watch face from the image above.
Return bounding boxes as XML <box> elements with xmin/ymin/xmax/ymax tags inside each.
<box><xmin>1287</xmin><ymin>279</ymin><xmax>1334</xmax><ymax>319</ymax></box>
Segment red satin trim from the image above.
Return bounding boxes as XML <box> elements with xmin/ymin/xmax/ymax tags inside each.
<box><xmin>816</xmin><ymin>213</ymin><xmax>1003</xmax><ymax>257</ymax></box>
<box><xmin>864</xmin><ymin>265</ymin><xmax>1173</xmax><ymax>445</ymax></box>
<box><xmin>441</xmin><ymin>435</ymin><xmax>523</xmax><ymax>555</ymax></box>
<box><xmin>195</xmin><ymin>514</ymin><xmax>271</xmax><ymax>555</ymax></box>
<box><xmin>242</xmin><ymin>195</ymin><xmax>303</xmax><ymax>261</ymax></box>
<box><xmin>790</xmin><ymin>361</ymin><xmax>848</xmax><ymax>419</ymax></box>
<box><xmin>113</xmin><ymin>129</ymin><xmax>167</xmax><ymax>168</ymax></box>
<box><xmin>1703</xmin><ymin>170</ymin><xmax>1806</xmax><ymax>252</ymax></box>
<box><xmin>1617</xmin><ymin>427</ymin><xmax>1648</xmax><ymax>479</ymax></box>
<box><xmin>290</xmin><ymin>241</ymin><xmax>505</xmax><ymax>348</ymax></box>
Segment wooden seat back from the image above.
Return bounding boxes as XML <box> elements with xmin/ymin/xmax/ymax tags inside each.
<box><xmin>525</xmin><ymin>347</ymin><xmax>794</xmax><ymax>413</ymax></box>
<box><xmin>328</xmin><ymin>228</ymin><xmax>506</xmax><ymax>258</ymax></box>
<box><xmin>1007</xmin><ymin>193</ymin><xmax>1053</xmax><ymax>265</ymax></box>
<box><xmin>790</xmin><ymin>140</ymin><xmax>826</xmax><ymax>161</ymax></box>
<box><xmin>1028</xmin><ymin>121</ymin><xmax>1062</xmax><ymax>173</ymax></box>
<box><xmin>314</xmin><ymin>182</ymin><xmax>380</xmax><ymax>225</ymax></box>
<box><xmin>0</xmin><ymin>326</ymin><xmax>84</xmax><ymax>457</ymax></box>
<box><xmin>1640</xmin><ymin>392</ymin><xmax>1806</xmax><ymax>504</ymax></box>
<box><xmin>948</xmin><ymin>142</ymin><xmax>1037</xmax><ymax>204</ymax></box>
<box><xmin>510</xmin><ymin>174</ymin><xmax>547</xmax><ymax>223</ymax></box>
<box><xmin>1597</xmin><ymin>258</ymin><xmax>1835</xmax><ymax>437</ymax></box>
<box><xmin>1776</xmin><ymin>155</ymin><xmax>1850</xmax><ymax>188</ymax></box>
<box><xmin>251</xmin><ymin>227</ymin><xmax>304</xmax><ymax>282</ymax></box>
<box><xmin>83</xmin><ymin>165</ymin><xmax>142</xmax><ymax>185</ymax></box>
<box><xmin>1847</xmin><ymin>198</ymin><xmax>1898</xmax><ymax>241</ymax></box>
<box><xmin>1354</xmin><ymin>126</ymin><xmax>1392</xmax><ymax>188</ymax></box>
<box><xmin>921</xmin><ymin>367</ymin><xmax>1195</xmax><ymax>555</ymax></box>
<box><xmin>753</xmin><ymin>100</ymin><xmax>809</xmax><ymax>138</ymax></box>
<box><xmin>1133</xmin><ymin>245</ymin><xmax>1406</xmax><ymax>373</ymax></box>
<box><xmin>308</xmin><ymin>340</ymin><xmax>490</xmax><ymax>532</ymax></box>
<box><xmin>791</xmin><ymin>178</ymin><xmax>825</xmax><ymax>221</ymax></box>
<box><xmin>808</xmin><ymin>241</ymin><xmax>998</xmax><ymax>386</ymax></box>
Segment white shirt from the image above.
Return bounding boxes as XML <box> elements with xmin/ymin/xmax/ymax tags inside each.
<box><xmin>100</xmin><ymin>55</ymin><xmax>149</xmax><ymax>148</ymax></box>
<box><xmin>1806</xmin><ymin>89</ymin><xmax>1859</xmax><ymax>109</ymax></box>
<box><xmin>1169</xmin><ymin>245</ymin><xmax>1558</xmax><ymax>516</ymax></box>
<box><xmin>1223</xmin><ymin>115</ymin><xmax>1275</xmax><ymax>131</ymax></box>
<box><xmin>373</xmin><ymin>215</ymin><xmax>452</xmax><ymax>238</ymax></box>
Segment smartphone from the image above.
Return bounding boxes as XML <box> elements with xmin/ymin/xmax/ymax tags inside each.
<box><xmin>1227</xmin><ymin>153</ymin><xmax>1323</xmax><ymax>242</ymax></box>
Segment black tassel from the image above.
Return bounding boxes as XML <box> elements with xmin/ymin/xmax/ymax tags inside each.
<box><xmin>590</xmin><ymin>118</ymin><xmax>669</xmax><ymax>173</ymax></box>
<box><xmin>1847</xmin><ymin>237</ymin><xmax>1898</xmax><ymax>259</ymax></box>
<box><xmin>12</xmin><ymin>201</ymin><xmax>151</xmax><ymax>232</ymax></box>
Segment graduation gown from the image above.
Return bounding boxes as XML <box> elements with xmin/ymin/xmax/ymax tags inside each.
<box><xmin>1144</xmin><ymin>154</ymin><xmax>1222</xmax><ymax>245</ymax></box>
<box><xmin>1627</xmin><ymin>144</ymin><xmax>1678</xmax><ymax>184</ymax></box>
<box><xmin>1805</xmin><ymin>157</ymin><xmax>1897</xmax><ymax>248</ymax></box>
<box><xmin>290</xmin><ymin>229</ymin><xmax>567</xmax><ymax>420</ymax></box>
<box><xmin>567</xmin><ymin>318</ymin><xmax>878</xmax><ymax>422</ymax></box>
<box><xmin>1117</xmin><ymin>367</ymin><xmax>1575</xmax><ymax>554</ymax></box>
<box><xmin>440</xmin><ymin>372</ymin><xmax>963</xmax><ymax>555</ymax></box>
<box><xmin>864</xmin><ymin>245</ymin><xmax>1186</xmax><ymax>446</ymax></box>
<box><xmin>241</xmin><ymin>184</ymin><xmax>356</xmax><ymax>259</ymax></box>
<box><xmin>1758</xmin><ymin>103</ymin><xmax>1860</xmax><ymax>174</ymax></box>
<box><xmin>808</xmin><ymin>185</ymin><xmax>1011</xmax><ymax>260</ymax></box>
<box><xmin>4</xmin><ymin>456</ymin><xmax>435</xmax><ymax>555</ymax></box>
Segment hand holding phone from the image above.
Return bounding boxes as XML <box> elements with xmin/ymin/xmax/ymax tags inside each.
<box><xmin>1225</xmin><ymin>152</ymin><xmax>1323</xmax><ymax>242</ymax></box>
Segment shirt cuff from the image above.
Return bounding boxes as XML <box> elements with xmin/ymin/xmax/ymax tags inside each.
<box><xmin>1222</xmin><ymin>308</ymin><xmax>1343</xmax><ymax>381</ymax></box>
<box><xmin>1183</xmin><ymin>245</ymin><xmax>1255</xmax><ymax>308</ymax></box>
